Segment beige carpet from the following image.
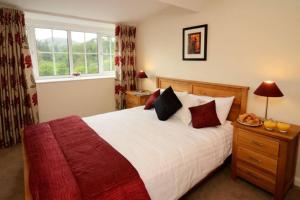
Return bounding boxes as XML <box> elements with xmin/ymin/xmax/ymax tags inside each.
<box><xmin>1</xmin><ymin>144</ymin><xmax>299</xmax><ymax>200</ymax></box>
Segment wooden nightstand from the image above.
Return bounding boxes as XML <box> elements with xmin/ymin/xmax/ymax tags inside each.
<box><xmin>125</xmin><ymin>91</ymin><xmax>151</xmax><ymax>109</ymax></box>
<box><xmin>231</xmin><ymin>122</ymin><xmax>300</xmax><ymax>200</ymax></box>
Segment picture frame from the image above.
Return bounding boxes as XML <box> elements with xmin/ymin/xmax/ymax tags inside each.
<box><xmin>182</xmin><ymin>24</ymin><xmax>208</xmax><ymax>61</ymax></box>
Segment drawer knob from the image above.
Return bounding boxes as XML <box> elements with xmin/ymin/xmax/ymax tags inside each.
<box><xmin>251</xmin><ymin>140</ymin><xmax>264</xmax><ymax>147</ymax></box>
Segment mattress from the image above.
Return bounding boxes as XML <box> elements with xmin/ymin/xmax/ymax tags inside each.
<box><xmin>84</xmin><ymin>106</ymin><xmax>233</xmax><ymax>200</ymax></box>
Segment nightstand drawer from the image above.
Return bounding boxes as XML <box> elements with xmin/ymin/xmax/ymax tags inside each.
<box><xmin>237</xmin><ymin>161</ymin><xmax>275</xmax><ymax>193</ymax></box>
<box><xmin>237</xmin><ymin>147</ymin><xmax>277</xmax><ymax>174</ymax></box>
<box><xmin>125</xmin><ymin>91</ymin><xmax>151</xmax><ymax>109</ymax></box>
<box><xmin>126</xmin><ymin>96</ymin><xmax>139</xmax><ymax>105</ymax></box>
<box><xmin>238</xmin><ymin>129</ymin><xmax>279</xmax><ymax>157</ymax></box>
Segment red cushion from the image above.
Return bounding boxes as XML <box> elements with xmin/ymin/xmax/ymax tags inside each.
<box><xmin>189</xmin><ymin>100</ymin><xmax>221</xmax><ymax>128</ymax></box>
<box><xmin>144</xmin><ymin>89</ymin><xmax>160</xmax><ymax>109</ymax></box>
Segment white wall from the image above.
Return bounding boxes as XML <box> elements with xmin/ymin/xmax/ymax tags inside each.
<box><xmin>137</xmin><ymin>0</ymin><xmax>300</xmax><ymax>183</ymax></box>
<box><xmin>37</xmin><ymin>78</ymin><xmax>115</xmax><ymax>122</ymax></box>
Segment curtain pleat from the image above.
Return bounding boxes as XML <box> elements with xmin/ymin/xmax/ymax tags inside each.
<box><xmin>0</xmin><ymin>8</ymin><xmax>39</xmax><ymax>148</ymax></box>
<box><xmin>114</xmin><ymin>25</ymin><xmax>137</xmax><ymax>110</ymax></box>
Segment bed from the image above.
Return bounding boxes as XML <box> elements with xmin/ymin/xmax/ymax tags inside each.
<box><xmin>23</xmin><ymin>77</ymin><xmax>249</xmax><ymax>200</ymax></box>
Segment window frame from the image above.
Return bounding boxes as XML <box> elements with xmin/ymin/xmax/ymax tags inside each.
<box><xmin>26</xmin><ymin>21</ymin><xmax>116</xmax><ymax>81</ymax></box>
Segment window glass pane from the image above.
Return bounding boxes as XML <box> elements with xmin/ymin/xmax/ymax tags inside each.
<box><xmin>103</xmin><ymin>55</ymin><xmax>110</xmax><ymax>71</ymax></box>
<box><xmin>53</xmin><ymin>30</ymin><xmax>68</xmax><ymax>52</ymax></box>
<box><xmin>87</xmin><ymin>54</ymin><xmax>98</xmax><ymax>74</ymax></box>
<box><xmin>85</xmin><ymin>33</ymin><xmax>97</xmax><ymax>53</ymax></box>
<box><xmin>55</xmin><ymin>53</ymin><xmax>69</xmax><ymax>75</ymax></box>
<box><xmin>110</xmin><ymin>37</ymin><xmax>115</xmax><ymax>54</ymax></box>
<box><xmin>34</xmin><ymin>27</ymin><xmax>116</xmax><ymax>77</ymax></box>
<box><xmin>35</xmin><ymin>28</ymin><xmax>52</xmax><ymax>52</ymax></box>
<box><xmin>71</xmin><ymin>32</ymin><xmax>84</xmax><ymax>53</ymax></box>
<box><xmin>101</xmin><ymin>36</ymin><xmax>110</xmax><ymax>54</ymax></box>
<box><xmin>73</xmin><ymin>54</ymin><xmax>86</xmax><ymax>74</ymax></box>
<box><xmin>37</xmin><ymin>53</ymin><xmax>54</xmax><ymax>76</ymax></box>
<box><xmin>110</xmin><ymin>55</ymin><xmax>115</xmax><ymax>71</ymax></box>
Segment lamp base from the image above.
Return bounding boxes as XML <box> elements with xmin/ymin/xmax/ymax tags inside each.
<box><xmin>264</xmin><ymin>97</ymin><xmax>269</xmax><ymax>120</ymax></box>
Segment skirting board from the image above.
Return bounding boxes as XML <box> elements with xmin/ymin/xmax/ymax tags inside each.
<box><xmin>295</xmin><ymin>176</ymin><xmax>300</xmax><ymax>187</ymax></box>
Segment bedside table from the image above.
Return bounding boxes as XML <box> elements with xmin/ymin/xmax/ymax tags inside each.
<box><xmin>231</xmin><ymin>122</ymin><xmax>300</xmax><ymax>200</ymax></box>
<box><xmin>125</xmin><ymin>91</ymin><xmax>151</xmax><ymax>109</ymax></box>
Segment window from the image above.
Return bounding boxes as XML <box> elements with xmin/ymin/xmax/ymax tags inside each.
<box><xmin>35</xmin><ymin>29</ymin><xmax>69</xmax><ymax>76</ymax></box>
<box><xmin>28</xmin><ymin>27</ymin><xmax>115</xmax><ymax>80</ymax></box>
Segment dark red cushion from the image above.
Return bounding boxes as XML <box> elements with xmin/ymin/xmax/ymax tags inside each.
<box><xmin>144</xmin><ymin>89</ymin><xmax>160</xmax><ymax>109</ymax></box>
<box><xmin>189</xmin><ymin>100</ymin><xmax>221</xmax><ymax>128</ymax></box>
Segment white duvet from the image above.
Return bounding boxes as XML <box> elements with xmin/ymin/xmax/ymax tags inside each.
<box><xmin>83</xmin><ymin>107</ymin><xmax>233</xmax><ymax>200</ymax></box>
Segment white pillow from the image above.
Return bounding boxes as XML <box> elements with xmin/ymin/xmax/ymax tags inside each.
<box><xmin>197</xmin><ymin>95</ymin><xmax>235</xmax><ymax>125</ymax></box>
<box><xmin>174</xmin><ymin>94</ymin><xmax>204</xmax><ymax>125</ymax></box>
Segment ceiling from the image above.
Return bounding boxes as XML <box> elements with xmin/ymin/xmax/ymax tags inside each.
<box><xmin>0</xmin><ymin>0</ymin><xmax>201</xmax><ymax>24</ymax></box>
<box><xmin>159</xmin><ymin>0</ymin><xmax>205</xmax><ymax>12</ymax></box>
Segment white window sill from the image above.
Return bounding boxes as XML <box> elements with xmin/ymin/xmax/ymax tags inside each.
<box><xmin>36</xmin><ymin>75</ymin><xmax>115</xmax><ymax>84</ymax></box>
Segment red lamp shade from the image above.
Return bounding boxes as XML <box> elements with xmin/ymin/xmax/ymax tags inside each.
<box><xmin>136</xmin><ymin>71</ymin><xmax>148</xmax><ymax>78</ymax></box>
<box><xmin>254</xmin><ymin>81</ymin><xmax>284</xmax><ymax>97</ymax></box>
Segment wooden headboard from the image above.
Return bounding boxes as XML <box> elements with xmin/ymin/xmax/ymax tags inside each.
<box><xmin>156</xmin><ymin>77</ymin><xmax>249</xmax><ymax>121</ymax></box>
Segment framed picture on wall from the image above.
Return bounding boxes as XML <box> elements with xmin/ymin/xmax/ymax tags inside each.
<box><xmin>182</xmin><ymin>24</ymin><xmax>208</xmax><ymax>61</ymax></box>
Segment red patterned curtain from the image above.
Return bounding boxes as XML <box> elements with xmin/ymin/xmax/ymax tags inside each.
<box><xmin>0</xmin><ymin>8</ymin><xmax>39</xmax><ymax>148</ymax></box>
<box><xmin>114</xmin><ymin>25</ymin><xmax>136</xmax><ymax>110</ymax></box>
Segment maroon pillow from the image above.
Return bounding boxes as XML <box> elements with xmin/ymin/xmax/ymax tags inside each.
<box><xmin>189</xmin><ymin>100</ymin><xmax>221</xmax><ymax>128</ymax></box>
<box><xmin>144</xmin><ymin>89</ymin><xmax>160</xmax><ymax>110</ymax></box>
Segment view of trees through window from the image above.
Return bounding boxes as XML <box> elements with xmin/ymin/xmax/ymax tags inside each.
<box><xmin>35</xmin><ymin>28</ymin><xmax>115</xmax><ymax>77</ymax></box>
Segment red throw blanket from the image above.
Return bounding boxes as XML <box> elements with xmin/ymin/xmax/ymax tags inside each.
<box><xmin>24</xmin><ymin>116</ymin><xmax>150</xmax><ymax>200</ymax></box>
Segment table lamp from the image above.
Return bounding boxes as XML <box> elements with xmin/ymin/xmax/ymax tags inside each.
<box><xmin>136</xmin><ymin>70</ymin><xmax>148</xmax><ymax>92</ymax></box>
<box><xmin>254</xmin><ymin>81</ymin><xmax>284</xmax><ymax>120</ymax></box>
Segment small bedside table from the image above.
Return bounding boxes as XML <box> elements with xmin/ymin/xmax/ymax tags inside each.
<box><xmin>231</xmin><ymin>122</ymin><xmax>300</xmax><ymax>200</ymax></box>
<box><xmin>125</xmin><ymin>91</ymin><xmax>151</xmax><ymax>109</ymax></box>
